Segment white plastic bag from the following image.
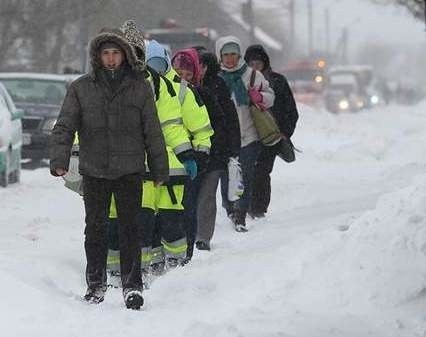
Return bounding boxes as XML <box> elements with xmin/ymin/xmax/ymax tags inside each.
<box><xmin>227</xmin><ymin>157</ymin><xmax>244</xmax><ymax>201</ymax></box>
<box><xmin>62</xmin><ymin>144</ymin><xmax>83</xmax><ymax>195</ymax></box>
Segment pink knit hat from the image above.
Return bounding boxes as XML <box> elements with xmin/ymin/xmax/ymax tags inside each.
<box><xmin>171</xmin><ymin>48</ymin><xmax>202</xmax><ymax>85</ymax></box>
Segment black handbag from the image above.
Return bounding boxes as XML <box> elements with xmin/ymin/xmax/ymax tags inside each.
<box><xmin>276</xmin><ymin>137</ymin><xmax>296</xmax><ymax>163</ymax></box>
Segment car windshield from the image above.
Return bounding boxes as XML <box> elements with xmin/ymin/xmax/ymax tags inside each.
<box><xmin>0</xmin><ymin>79</ymin><xmax>67</xmax><ymax>106</ymax></box>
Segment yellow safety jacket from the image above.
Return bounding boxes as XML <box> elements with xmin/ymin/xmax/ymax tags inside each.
<box><xmin>165</xmin><ymin>68</ymin><xmax>213</xmax><ymax>154</ymax></box>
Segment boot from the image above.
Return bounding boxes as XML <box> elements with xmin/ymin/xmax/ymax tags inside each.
<box><xmin>232</xmin><ymin>210</ymin><xmax>248</xmax><ymax>232</ymax></box>
<box><xmin>84</xmin><ymin>285</ymin><xmax>107</xmax><ymax>304</ymax></box>
<box><xmin>123</xmin><ymin>288</ymin><xmax>144</xmax><ymax>310</ymax></box>
<box><xmin>196</xmin><ymin>241</ymin><xmax>211</xmax><ymax>251</ymax></box>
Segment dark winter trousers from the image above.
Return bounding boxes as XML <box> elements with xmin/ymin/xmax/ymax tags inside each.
<box><xmin>250</xmin><ymin>145</ymin><xmax>277</xmax><ymax>214</ymax></box>
<box><xmin>82</xmin><ymin>174</ymin><xmax>142</xmax><ymax>292</ymax></box>
<box><xmin>149</xmin><ymin>209</ymin><xmax>186</xmax><ymax>256</ymax></box>
<box><xmin>183</xmin><ymin>174</ymin><xmax>203</xmax><ymax>259</ymax></box>
<box><xmin>221</xmin><ymin>141</ymin><xmax>261</xmax><ymax>216</ymax></box>
<box><xmin>196</xmin><ymin>169</ymin><xmax>223</xmax><ymax>244</ymax></box>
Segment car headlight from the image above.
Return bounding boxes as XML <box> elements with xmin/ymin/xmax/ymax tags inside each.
<box><xmin>338</xmin><ymin>99</ymin><xmax>349</xmax><ymax>110</ymax></box>
<box><xmin>370</xmin><ymin>95</ymin><xmax>379</xmax><ymax>104</ymax></box>
<box><xmin>42</xmin><ymin>118</ymin><xmax>57</xmax><ymax>133</ymax></box>
<box><xmin>314</xmin><ymin>75</ymin><xmax>323</xmax><ymax>83</ymax></box>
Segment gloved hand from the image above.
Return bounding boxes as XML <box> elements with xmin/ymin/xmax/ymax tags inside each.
<box><xmin>248</xmin><ymin>87</ymin><xmax>263</xmax><ymax>105</ymax></box>
<box><xmin>183</xmin><ymin>159</ymin><xmax>198</xmax><ymax>180</ymax></box>
<box><xmin>194</xmin><ymin>151</ymin><xmax>210</xmax><ymax>174</ymax></box>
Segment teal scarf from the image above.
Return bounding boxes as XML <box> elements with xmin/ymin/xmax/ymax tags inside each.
<box><xmin>220</xmin><ymin>63</ymin><xmax>249</xmax><ymax>106</ymax></box>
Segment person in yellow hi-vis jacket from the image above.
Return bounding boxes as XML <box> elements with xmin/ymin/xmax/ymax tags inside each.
<box><xmin>106</xmin><ymin>21</ymin><xmax>211</xmax><ymax>282</ymax></box>
<box><xmin>145</xmin><ymin>39</ymin><xmax>214</xmax><ymax>271</ymax></box>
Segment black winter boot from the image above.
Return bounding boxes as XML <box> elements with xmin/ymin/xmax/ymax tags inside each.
<box><xmin>84</xmin><ymin>285</ymin><xmax>107</xmax><ymax>304</ymax></box>
<box><xmin>232</xmin><ymin>210</ymin><xmax>248</xmax><ymax>232</ymax></box>
<box><xmin>123</xmin><ymin>288</ymin><xmax>144</xmax><ymax>310</ymax></box>
<box><xmin>196</xmin><ymin>241</ymin><xmax>211</xmax><ymax>251</ymax></box>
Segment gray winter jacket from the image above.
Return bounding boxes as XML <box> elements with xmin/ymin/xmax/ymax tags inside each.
<box><xmin>49</xmin><ymin>29</ymin><xmax>168</xmax><ymax>181</ymax></box>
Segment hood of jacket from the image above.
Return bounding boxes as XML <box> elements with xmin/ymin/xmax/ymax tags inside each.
<box><xmin>88</xmin><ymin>28</ymin><xmax>144</xmax><ymax>77</ymax></box>
<box><xmin>146</xmin><ymin>40</ymin><xmax>171</xmax><ymax>73</ymax></box>
<box><xmin>215</xmin><ymin>35</ymin><xmax>242</xmax><ymax>60</ymax></box>
<box><xmin>171</xmin><ymin>48</ymin><xmax>202</xmax><ymax>86</ymax></box>
<box><xmin>120</xmin><ymin>20</ymin><xmax>146</xmax><ymax>66</ymax></box>
<box><xmin>244</xmin><ymin>44</ymin><xmax>271</xmax><ymax>69</ymax></box>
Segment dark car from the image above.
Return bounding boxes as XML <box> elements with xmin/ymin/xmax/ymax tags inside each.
<box><xmin>0</xmin><ymin>73</ymin><xmax>78</xmax><ymax>168</ymax></box>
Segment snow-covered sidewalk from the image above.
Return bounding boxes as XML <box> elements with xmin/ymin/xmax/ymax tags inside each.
<box><xmin>1</xmin><ymin>102</ymin><xmax>426</xmax><ymax>337</ymax></box>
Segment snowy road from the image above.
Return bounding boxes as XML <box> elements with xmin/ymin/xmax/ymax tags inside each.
<box><xmin>1</xmin><ymin>103</ymin><xmax>426</xmax><ymax>337</ymax></box>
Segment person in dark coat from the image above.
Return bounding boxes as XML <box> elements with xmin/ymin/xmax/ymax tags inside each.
<box><xmin>244</xmin><ymin>44</ymin><xmax>299</xmax><ymax>218</ymax></box>
<box><xmin>194</xmin><ymin>51</ymin><xmax>241</xmax><ymax>251</ymax></box>
<box><xmin>49</xmin><ymin>28</ymin><xmax>168</xmax><ymax>309</ymax></box>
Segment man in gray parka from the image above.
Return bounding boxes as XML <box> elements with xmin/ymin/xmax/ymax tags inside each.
<box><xmin>49</xmin><ymin>28</ymin><xmax>168</xmax><ymax>310</ymax></box>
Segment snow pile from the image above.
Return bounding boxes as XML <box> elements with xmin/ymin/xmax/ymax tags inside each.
<box><xmin>2</xmin><ymin>101</ymin><xmax>426</xmax><ymax>336</ymax></box>
<box><xmin>340</xmin><ymin>174</ymin><xmax>426</xmax><ymax>306</ymax></box>
<box><xmin>292</xmin><ymin>173</ymin><xmax>426</xmax><ymax>309</ymax></box>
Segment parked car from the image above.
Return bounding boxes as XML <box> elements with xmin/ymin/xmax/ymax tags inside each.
<box><xmin>0</xmin><ymin>83</ymin><xmax>23</xmax><ymax>187</ymax></box>
<box><xmin>0</xmin><ymin>73</ymin><xmax>77</xmax><ymax>168</ymax></box>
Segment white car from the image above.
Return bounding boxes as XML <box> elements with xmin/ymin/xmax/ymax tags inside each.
<box><xmin>0</xmin><ymin>73</ymin><xmax>79</xmax><ymax>168</ymax></box>
<box><xmin>0</xmin><ymin>83</ymin><xmax>23</xmax><ymax>187</ymax></box>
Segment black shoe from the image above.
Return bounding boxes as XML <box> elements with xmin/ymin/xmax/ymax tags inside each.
<box><xmin>84</xmin><ymin>286</ymin><xmax>106</xmax><ymax>304</ymax></box>
<box><xmin>234</xmin><ymin>223</ymin><xmax>248</xmax><ymax>232</ymax></box>
<box><xmin>232</xmin><ymin>210</ymin><xmax>248</xmax><ymax>232</ymax></box>
<box><xmin>123</xmin><ymin>288</ymin><xmax>144</xmax><ymax>310</ymax></box>
<box><xmin>196</xmin><ymin>241</ymin><xmax>211</xmax><ymax>251</ymax></box>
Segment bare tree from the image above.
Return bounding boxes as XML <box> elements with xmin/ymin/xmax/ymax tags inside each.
<box><xmin>371</xmin><ymin>0</ymin><xmax>425</xmax><ymax>21</ymax></box>
<box><xmin>0</xmin><ymin>0</ymin><xmax>110</xmax><ymax>72</ymax></box>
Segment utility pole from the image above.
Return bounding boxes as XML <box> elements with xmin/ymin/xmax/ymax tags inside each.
<box><xmin>424</xmin><ymin>0</ymin><xmax>426</xmax><ymax>31</ymax></box>
<box><xmin>307</xmin><ymin>0</ymin><xmax>313</xmax><ymax>57</ymax></box>
<box><xmin>247</xmin><ymin>0</ymin><xmax>255</xmax><ymax>44</ymax></box>
<box><xmin>325</xmin><ymin>7</ymin><xmax>330</xmax><ymax>56</ymax></box>
<box><xmin>342</xmin><ymin>27</ymin><xmax>348</xmax><ymax>64</ymax></box>
<box><xmin>79</xmin><ymin>1</ymin><xmax>89</xmax><ymax>72</ymax></box>
<box><xmin>288</xmin><ymin>0</ymin><xmax>295</xmax><ymax>58</ymax></box>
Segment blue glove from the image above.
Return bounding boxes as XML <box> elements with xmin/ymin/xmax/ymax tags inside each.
<box><xmin>183</xmin><ymin>159</ymin><xmax>198</xmax><ymax>180</ymax></box>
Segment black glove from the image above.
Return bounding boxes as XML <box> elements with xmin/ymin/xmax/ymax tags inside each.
<box><xmin>194</xmin><ymin>151</ymin><xmax>210</xmax><ymax>174</ymax></box>
<box><xmin>176</xmin><ymin>149</ymin><xmax>195</xmax><ymax>164</ymax></box>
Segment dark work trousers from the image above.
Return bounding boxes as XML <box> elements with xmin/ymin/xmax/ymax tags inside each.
<box><xmin>221</xmin><ymin>141</ymin><xmax>261</xmax><ymax>216</ymax></box>
<box><xmin>183</xmin><ymin>175</ymin><xmax>203</xmax><ymax>259</ymax></box>
<box><xmin>196</xmin><ymin>169</ymin><xmax>223</xmax><ymax>244</ymax></box>
<box><xmin>151</xmin><ymin>210</ymin><xmax>186</xmax><ymax>248</ymax></box>
<box><xmin>82</xmin><ymin>173</ymin><xmax>142</xmax><ymax>291</ymax></box>
<box><xmin>250</xmin><ymin>145</ymin><xmax>277</xmax><ymax>214</ymax></box>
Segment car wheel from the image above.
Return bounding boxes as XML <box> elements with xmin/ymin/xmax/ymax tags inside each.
<box><xmin>0</xmin><ymin>151</ymin><xmax>10</xmax><ymax>188</ymax></box>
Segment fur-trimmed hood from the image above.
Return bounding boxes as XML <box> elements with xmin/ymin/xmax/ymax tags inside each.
<box><xmin>88</xmin><ymin>28</ymin><xmax>144</xmax><ymax>76</ymax></box>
